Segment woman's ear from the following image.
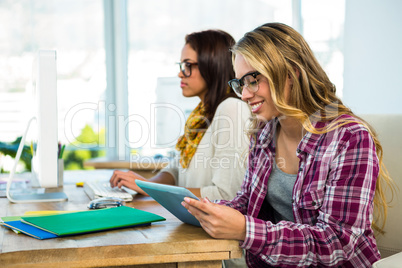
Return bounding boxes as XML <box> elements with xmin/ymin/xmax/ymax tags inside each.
<box><xmin>290</xmin><ymin>66</ymin><xmax>300</xmax><ymax>78</ymax></box>
<box><xmin>287</xmin><ymin>67</ymin><xmax>300</xmax><ymax>88</ymax></box>
<box><xmin>288</xmin><ymin>66</ymin><xmax>300</xmax><ymax>79</ymax></box>
<box><xmin>294</xmin><ymin>67</ymin><xmax>300</xmax><ymax>78</ymax></box>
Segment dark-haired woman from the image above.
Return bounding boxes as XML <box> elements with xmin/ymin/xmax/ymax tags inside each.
<box><xmin>110</xmin><ymin>29</ymin><xmax>251</xmax><ymax>201</ymax></box>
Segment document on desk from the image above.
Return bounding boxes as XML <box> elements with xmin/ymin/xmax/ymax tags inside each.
<box><xmin>136</xmin><ymin>180</ymin><xmax>201</xmax><ymax>227</ymax></box>
<box><xmin>4</xmin><ymin>206</ymin><xmax>165</xmax><ymax>239</ymax></box>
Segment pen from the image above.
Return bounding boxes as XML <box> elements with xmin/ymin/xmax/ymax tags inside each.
<box><xmin>59</xmin><ymin>144</ymin><xmax>65</xmax><ymax>159</ymax></box>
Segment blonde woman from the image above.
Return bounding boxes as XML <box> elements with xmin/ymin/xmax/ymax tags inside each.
<box><xmin>182</xmin><ymin>23</ymin><xmax>395</xmax><ymax>267</ymax></box>
<box><xmin>110</xmin><ymin>30</ymin><xmax>251</xmax><ymax>201</ymax></box>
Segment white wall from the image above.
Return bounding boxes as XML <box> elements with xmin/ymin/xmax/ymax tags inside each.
<box><xmin>343</xmin><ymin>0</ymin><xmax>402</xmax><ymax>114</ymax></box>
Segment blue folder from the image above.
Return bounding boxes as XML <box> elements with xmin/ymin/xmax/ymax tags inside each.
<box><xmin>3</xmin><ymin>220</ymin><xmax>57</xmax><ymax>240</ymax></box>
<box><xmin>135</xmin><ymin>180</ymin><xmax>201</xmax><ymax>227</ymax></box>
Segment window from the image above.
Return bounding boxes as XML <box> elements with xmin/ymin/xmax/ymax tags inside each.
<box><xmin>1</xmin><ymin>0</ymin><xmax>346</xmax><ymax>171</ymax></box>
<box><xmin>301</xmin><ymin>0</ymin><xmax>345</xmax><ymax>97</ymax></box>
<box><xmin>0</xmin><ymin>0</ymin><xmax>106</xmax><ymax>171</ymax></box>
<box><xmin>126</xmin><ymin>0</ymin><xmax>293</xmax><ymax>155</ymax></box>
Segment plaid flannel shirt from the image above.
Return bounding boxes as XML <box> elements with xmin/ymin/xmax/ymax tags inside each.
<box><xmin>218</xmin><ymin>115</ymin><xmax>380</xmax><ymax>267</ymax></box>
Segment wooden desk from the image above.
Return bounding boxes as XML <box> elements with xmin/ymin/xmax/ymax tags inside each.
<box><xmin>83</xmin><ymin>157</ymin><xmax>170</xmax><ymax>179</ymax></box>
<box><xmin>0</xmin><ymin>170</ymin><xmax>242</xmax><ymax>267</ymax></box>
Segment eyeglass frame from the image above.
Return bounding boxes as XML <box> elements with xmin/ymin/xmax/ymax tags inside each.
<box><xmin>228</xmin><ymin>71</ymin><xmax>261</xmax><ymax>97</ymax></box>
<box><xmin>177</xmin><ymin>61</ymin><xmax>198</xmax><ymax>77</ymax></box>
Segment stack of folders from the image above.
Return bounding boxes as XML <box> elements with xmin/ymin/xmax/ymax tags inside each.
<box><xmin>0</xmin><ymin>206</ymin><xmax>165</xmax><ymax>240</ymax></box>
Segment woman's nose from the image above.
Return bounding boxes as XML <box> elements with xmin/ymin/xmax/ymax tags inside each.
<box><xmin>241</xmin><ymin>86</ymin><xmax>254</xmax><ymax>101</ymax></box>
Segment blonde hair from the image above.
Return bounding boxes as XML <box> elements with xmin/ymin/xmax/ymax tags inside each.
<box><xmin>232</xmin><ymin>22</ymin><xmax>395</xmax><ymax>234</ymax></box>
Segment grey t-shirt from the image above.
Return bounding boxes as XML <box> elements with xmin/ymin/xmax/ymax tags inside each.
<box><xmin>266</xmin><ymin>158</ymin><xmax>297</xmax><ymax>223</ymax></box>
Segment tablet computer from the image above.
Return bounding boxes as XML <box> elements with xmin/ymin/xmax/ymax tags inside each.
<box><xmin>135</xmin><ymin>180</ymin><xmax>201</xmax><ymax>227</ymax></box>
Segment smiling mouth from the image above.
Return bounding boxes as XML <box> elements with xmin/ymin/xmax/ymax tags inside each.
<box><xmin>250</xmin><ymin>101</ymin><xmax>264</xmax><ymax>112</ymax></box>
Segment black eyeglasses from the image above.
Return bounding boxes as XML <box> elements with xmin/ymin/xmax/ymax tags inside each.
<box><xmin>228</xmin><ymin>71</ymin><xmax>261</xmax><ymax>97</ymax></box>
<box><xmin>177</xmin><ymin>61</ymin><xmax>198</xmax><ymax>77</ymax></box>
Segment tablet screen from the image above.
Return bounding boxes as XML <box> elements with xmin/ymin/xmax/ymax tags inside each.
<box><xmin>135</xmin><ymin>180</ymin><xmax>201</xmax><ymax>227</ymax></box>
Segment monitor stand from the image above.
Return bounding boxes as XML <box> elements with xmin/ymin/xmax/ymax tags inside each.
<box><xmin>9</xmin><ymin>191</ymin><xmax>68</xmax><ymax>202</ymax></box>
<box><xmin>6</xmin><ymin>116</ymin><xmax>68</xmax><ymax>203</ymax></box>
<box><xmin>7</xmin><ymin>172</ymin><xmax>68</xmax><ymax>203</ymax></box>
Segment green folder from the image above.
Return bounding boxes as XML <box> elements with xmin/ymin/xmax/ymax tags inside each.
<box><xmin>21</xmin><ymin>206</ymin><xmax>165</xmax><ymax>236</ymax></box>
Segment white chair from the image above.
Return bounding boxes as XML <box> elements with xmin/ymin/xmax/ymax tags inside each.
<box><xmin>373</xmin><ymin>252</ymin><xmax>402</xmax><ymax>268</ymax></box>
<box><xmin>362</xmin><ymin>115</ymin><xmax>402</xmax><ymax>266</ymax></box>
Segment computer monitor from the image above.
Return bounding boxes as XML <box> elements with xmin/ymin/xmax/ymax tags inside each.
<box><xmin>31</xmin><ymin>50</ymin><xmax>59</xmax><ymax>188</ymax></box>
<box><xmin>6</xmin><ymin>50</ymin><xmax>68</xmax><ymax>203</ymax></box>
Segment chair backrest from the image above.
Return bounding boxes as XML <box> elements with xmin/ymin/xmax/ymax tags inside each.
<box><xmin>361</xmin><ymin>114</ymin><xmax>402</xmax><ymax>258</ymax></box>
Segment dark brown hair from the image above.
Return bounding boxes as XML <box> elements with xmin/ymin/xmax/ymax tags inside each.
<box><xmin>185</xmin><ymin>29</ymin><xmax>238</xmax><ymax>123</ymax></box>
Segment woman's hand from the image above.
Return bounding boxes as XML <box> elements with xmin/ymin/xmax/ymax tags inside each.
<box><xmin>109</xmin><ymin>170</ymin><xmax>148</xmax><ymax>195</ymax></box>
<box><xmin>182</xmin><ymin>197</ymin><xmax>246</xmax><ymax>241</ymax></box>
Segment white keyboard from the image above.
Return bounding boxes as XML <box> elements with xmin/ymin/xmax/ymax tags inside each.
<box><xmin>84</xmin><ymin>181</ymin><xmax>136</xmax><ymax>202</ymax></box>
